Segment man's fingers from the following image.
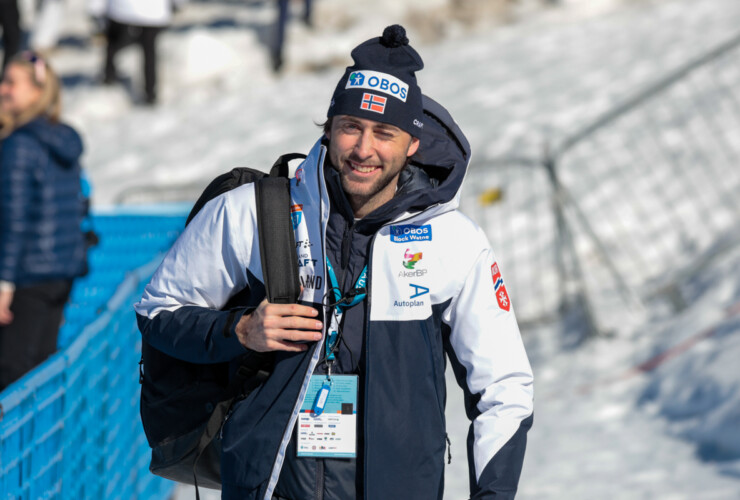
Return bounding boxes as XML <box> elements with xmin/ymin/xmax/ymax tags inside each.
<box><xmin>263</xmin><ymin>325</ymin><xmax>322</xmax><ymax>343</ymax></box>
<box><xmin>267</xmin><ymin>339</ymin><xmax>310</xmax><ymax>352</ymax></box>
<box><xmin>280</xmin><ymin>329</ymin><xmax>323</xmax><ymax>343</ymax></box>
<box><xmin>263</xmin><ymin>302</ymin><xmax>319</xmax><ymax>318</ymax></box>
<box><xmin>266</xmin><ymin>315</ymin><xmax>323</xmax><ymax>331</ymax></box>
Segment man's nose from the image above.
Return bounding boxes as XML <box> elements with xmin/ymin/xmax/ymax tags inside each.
<box><xmin>354</xmin><ymin>129</ymin><xmax>375</xmax><ymax>159</ymax></box>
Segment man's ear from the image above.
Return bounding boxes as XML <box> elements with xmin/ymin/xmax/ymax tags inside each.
<box><xmin>407</xmin><ymin>137</ymin><xmax>420</xmax><ymax>157</ymax></box>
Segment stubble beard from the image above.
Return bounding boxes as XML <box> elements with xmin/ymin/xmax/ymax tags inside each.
<box><xmin>334</xmin><ymin>156</ymin><xmax>408</xmax><ymax>216</ymax></box>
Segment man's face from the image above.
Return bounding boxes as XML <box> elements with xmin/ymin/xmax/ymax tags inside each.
<box><xmin>327</xmin><ymin>115</ymin><xmax>420</xmax><ymax>218</ymax></box>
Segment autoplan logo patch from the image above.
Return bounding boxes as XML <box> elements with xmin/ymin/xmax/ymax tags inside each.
<box><xmin>394</xmin><ymin>283</ymin><xmax>429</xmax><ymax>308</ymax></box>
<box><xmin>403</xmin><ymin>248</ymin><xmax>422</xmax><ymax>269</ymax></box>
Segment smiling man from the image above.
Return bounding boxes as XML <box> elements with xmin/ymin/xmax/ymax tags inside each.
<box><xmin>136</xmin><ymin>25</ymin><xmax>533</xmax><ymax>500</ymax></box>
<box><xmin>327</xmin><ymin>115</ymin><xmax>419</xmax><ymax>217</ymax></box>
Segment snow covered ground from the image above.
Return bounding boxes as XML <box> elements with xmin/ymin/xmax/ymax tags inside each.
<box><xmin>26</xmin><ymin>0</ymin><xmax>740</xmax><ymax>498</ymax></box>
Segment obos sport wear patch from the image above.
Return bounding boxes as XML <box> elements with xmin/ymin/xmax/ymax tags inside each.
<box><xmin>390</xmin><ymin>224</ymin><xmax>432</xmax><ymax>243</ymax></box>
<box><xmin>346</xmin><ymin>70</ymin><xmax>409</xmax><ymax>102</ymax></box>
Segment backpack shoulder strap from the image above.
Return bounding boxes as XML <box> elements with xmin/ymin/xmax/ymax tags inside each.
<box><xmin>186</xmin><ymin>167</ymin><xmax>267</xmax><ymax>226</ymax></box>
<box><xmin>254</xmin><ymin>153</ymin><xmax>305</xmax><ymax>304</ymax></box>
<box><xmin>269</xmin><ymin>152</ymin><xmax>307</xmax><ymax>178</ymax></box>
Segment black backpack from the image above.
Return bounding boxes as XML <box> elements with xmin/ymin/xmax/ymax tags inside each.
<box><xmin>138</xmin><ymin>153</ymin><xmax>305</xmax><ymax>494</ymax></box>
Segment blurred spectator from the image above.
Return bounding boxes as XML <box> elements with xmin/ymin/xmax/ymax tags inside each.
<box><xmin>0</xmin><ymin>0</ymin><xmax>21</xmax><ymax>70</ymax></box>
<box><xmin>272</xmin><ymin>0</ymin><xmax>313</xmax><ymax>73</ymax></box>
<box><xmin>89</xmin><ymin>0</ymin><xmax>185</xmax><ymax>105</ymax></box>
<box><xmin>0</xmin><ymin>51</ymin><xmax>89</xmax><ymax>391</ymax></box>
<box><xmin>30</xmin><ymin>0</ymin><xmax>66</xmax><ymax>54</ymax></box>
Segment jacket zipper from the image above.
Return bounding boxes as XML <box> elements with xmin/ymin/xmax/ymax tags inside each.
<box><xmin>362</xmin><ymin>252</ymin><xmax>372</xmax><ymax>500</ymax></box>
<box><xmin>315</xmin><ymin>458</ymin><xmax>325</xmax><ymax>500</ymax></box>
<box><xmin>363</xmin><ymin>207</ymin><xmax>440</xmax><ymax>499</ymax></box>
<box><xmin>341</xmin><ymin>219</ymin><xmax>354</xmax><ymax>272</ymax></box>
<box><xmin>263</xmin><ymin>145</ymin><xmax>329</xmax><ymax>500</ymax></box>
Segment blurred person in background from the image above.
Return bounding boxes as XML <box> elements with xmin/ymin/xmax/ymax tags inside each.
<box><xmin>89</xmin><ymin>0</ymin><xmax>185</xmax><ymax>105</ymax></box>
<box><xmin>272</xmin><ymin>0</ymin><xmax>313</xmax><ymax>73</ymax></box>
<box><xmin>30</xmin><ymin>0</ymin><xmax>67</xmax><ymax>54</ymax></box>
<box><xmin>0</xmin><ymin>51</ymin><xmax>89</xmax><ymax>391</ymax></box>
<box><xmin>0</xmin><ymin>0</ymin><xmax>21</xmax><ymax>69</ymax></box>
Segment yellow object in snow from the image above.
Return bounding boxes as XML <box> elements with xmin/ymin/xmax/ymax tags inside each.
<box><xmin>479</xmin><ymin>187</ymin><xmax>504</xmax><ymax>206</ymax></box>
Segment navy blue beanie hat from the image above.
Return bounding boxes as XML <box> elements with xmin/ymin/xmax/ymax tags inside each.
<box><xmin>328</xmin><ymin>25</ymin><xmax>424</xmax><ymax>138</ymax></box>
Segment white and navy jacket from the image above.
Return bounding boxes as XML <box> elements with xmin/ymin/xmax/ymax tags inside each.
<box><xmin>135</xmin><ymin>96</ymin><xmax>534</xmax><ymax>499</ymax></box>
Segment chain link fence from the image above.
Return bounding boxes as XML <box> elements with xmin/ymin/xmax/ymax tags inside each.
<box><xmin>462</xmin><ymin>30</ymin><xmax>740</xmax><ymax>334</ymax></box>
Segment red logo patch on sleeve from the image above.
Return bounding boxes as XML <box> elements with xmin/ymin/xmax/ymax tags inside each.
<box><xmin>491</xmin><ymin>263</ymin><xmax>510</xmax><ymax>311</ymax></box>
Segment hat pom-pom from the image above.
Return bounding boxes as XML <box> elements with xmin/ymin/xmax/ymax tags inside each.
<box><xmin>380</xmin><ymin>25</ymin><xmax>409</xmax><ymax>48</ymax></box>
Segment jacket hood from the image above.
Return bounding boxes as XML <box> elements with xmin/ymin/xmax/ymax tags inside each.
<box><xmin>403</xmin><ymin>93</ymin><xmax>471</xmax><ymax>211</ymax></box>
<box><xmin>321</xmin><ymin>94</ymin><xmax>471</xmax><ymax>229</ymax></box>
<box><xmin>16</xmin><ymin>118</ymin><xmax>83</xmax><ymax>168</ymax></box>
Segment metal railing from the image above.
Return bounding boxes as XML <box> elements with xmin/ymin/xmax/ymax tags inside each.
<box><xmin>462</xmin><ymin>30</ymin><xmax>740</xmax><ymax>335</ymax></box>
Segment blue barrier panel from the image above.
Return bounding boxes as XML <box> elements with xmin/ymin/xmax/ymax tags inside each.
<box><xmin>58</xmin><ymin>209</ymin><xmax>189</xmax><ymax>349</ymax></box>
<box><xmin>0</xmin><ymin>205</ymin><xmax>188</xmax><ymax>500</ymax></box>
<box><xmin>0</xmin><ymin>381</ymin><xmax>34</xmax><ymax>498</ymax></box>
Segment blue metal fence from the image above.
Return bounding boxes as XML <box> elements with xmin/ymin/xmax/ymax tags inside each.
<box><xmin>0</xmin><ymin>206</ymin><xmax>189</xmax><ymax>500</ymax></box>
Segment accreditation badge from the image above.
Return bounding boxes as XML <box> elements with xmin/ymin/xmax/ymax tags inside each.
<box><xmin>297</xmin><ymin>375</ymin><xmax>358</xmax><ymax>458</ymax></box>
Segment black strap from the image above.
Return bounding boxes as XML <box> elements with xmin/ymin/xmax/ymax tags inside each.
<box><xmin>269</xmin><ymin>152</ymin><xmax>307</xmax><ymax>178</ymax></box>
<box><xmin>255</xmin><ymin>176</ymin><xmax>301</xmax><ymax>304</ymax></box>
<box><xmin>192</xmin><ymin>156</ymin><xmax>303</xmax><ymax>496</ymax></box>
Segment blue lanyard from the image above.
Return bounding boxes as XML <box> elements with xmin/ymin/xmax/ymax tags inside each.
<box><xmin>324</xmin><ymin>257</ymin><xmax>367</xmax><ymax>360</ymax></box>
<box><xmin>325</xmin><ymin>258</ymin><xmax>367</xmax><ymax>312</ymax></box>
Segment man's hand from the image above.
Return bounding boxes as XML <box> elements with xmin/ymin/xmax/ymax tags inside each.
<box><xmin>0</xmin><ymin>289</ymin><xmax>14</xmax><ymax>326</ymax></box>
<box><xmin>236</xmin><ymin>299</ymin><xmax>323</xmax><ymax>352</ymax></box>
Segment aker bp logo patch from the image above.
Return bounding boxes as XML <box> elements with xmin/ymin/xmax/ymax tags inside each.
<box><xmin>390</xmin><ymin>224</ymin><xmax>432</xmax><ymax>243</ymax></box>
<box><xmin>291</xmin><ymin>204</ymin><xmax>303</xmax><ymax>229</ymax></box>
<box><xmin>403</xmin><ymin>248</ymin><xmax>422</xmax><ymax>269</ymax></box>
<box><xmin>491</xmin><ymin>263</ymin><xmax>510</xmax><ymax>312</ymax></box>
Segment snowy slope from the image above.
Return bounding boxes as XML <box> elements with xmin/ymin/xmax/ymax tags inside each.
<box><xmin>30</xmin><ymin>0</ymin><xmax>740</xmax><ymax>498</ymax></box>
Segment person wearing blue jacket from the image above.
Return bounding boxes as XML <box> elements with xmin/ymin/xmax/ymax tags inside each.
<box><xmin>0</xmin><ymin>51</ymin><xmax>88</xmax><ymax>390</ymax></box>
<box><xmin>136</xmin><ymin>25</ymin><xmax>533</xmax><ymax>499</ymax></box>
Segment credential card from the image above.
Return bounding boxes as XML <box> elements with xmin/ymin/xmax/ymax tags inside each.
<box><xmin>297</xmin><ymin>375</ymin><xmax>358</xmax><ymax>458</ymax></box>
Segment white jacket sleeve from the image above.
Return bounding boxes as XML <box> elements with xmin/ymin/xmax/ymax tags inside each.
<box><xmin>443</xmin><ymin>245</ymin><xmax>534</xmax><ymax>494</ymax></box>
<box><xmin>134</xmin><ymin>186</ymin><xmax>259</xmax><ymax>363</ymax></box>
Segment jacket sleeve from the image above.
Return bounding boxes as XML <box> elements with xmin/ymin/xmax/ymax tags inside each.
<box><xmin>134</xmin><ymin>187</ymin><xmax>258</xmax><ymax>364</ymax></box>
<box><xmin>0</xmin><ymin>133</ymin><xmax>42</xmax><ymax>283</ymax></box>
<box><xmin>443</xmin><ymin>245</ymin><xmax>534</xmax><ymax>500</ymax></box>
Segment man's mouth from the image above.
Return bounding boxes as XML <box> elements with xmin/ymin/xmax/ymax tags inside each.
<box><xmin>347</xmin><ymin>160</ymin><xmax>380</xmax><ymax>174</ymax></box>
